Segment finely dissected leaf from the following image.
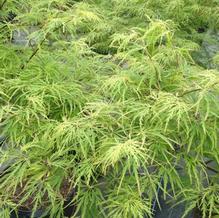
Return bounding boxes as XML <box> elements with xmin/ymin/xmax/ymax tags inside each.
<box><xmin>0</xmin><ymin>0</ymin><xmax>219</xmax><ymax>217</ymax></box>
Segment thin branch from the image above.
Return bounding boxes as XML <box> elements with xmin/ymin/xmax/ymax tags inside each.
<box><xmin>20</xmin><ymin>37</ymin><xmax>47</xmax><ymax>70</ymax></box>
<box><xmin>201</xmin><ymin>160</ymin><xmax>219</xmax><ymax>174</ymax></box>
<box><xmin>0</xmin><ymin>0</ymin><xmax>7</xmax><ymax>10</ymax></box>
<box><xmin>179</xmin><ymin>88</ymin><xmax>202</xmax><ymax>97</ymax></box>
<box><xmin>206</xmin><ymin>165</ymin><xmax>219</xmax><ymax>174</ymax></box>
<box><xmin>204</xmin><ymin>159</ymin><xmax>214</xmax><ymax>165</ymax></box>
<box><xmin>20</xmin><ymin>18</ymin><xmax>73</xmax><ymax>70</ymax></box>
<box><xmin>179</xmin><ymin>81</ymin><xmax>219</xmax><ymax>97</ymax></box>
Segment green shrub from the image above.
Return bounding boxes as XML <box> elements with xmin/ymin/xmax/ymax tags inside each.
<box><xmin>0</xmin><ymin>0</ymin><xmax>219</xmax><ymax>217</ymax></box>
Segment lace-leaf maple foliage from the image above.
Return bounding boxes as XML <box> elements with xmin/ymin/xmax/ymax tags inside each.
<box><xmin>0</xmin><ymin>0</ymin><xmax>219</xmax><ymax>217</ymax></box>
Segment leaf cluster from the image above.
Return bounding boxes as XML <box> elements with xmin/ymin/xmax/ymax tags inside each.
<box><xmin>0</xmin><ymin>0</ymin><xmax>219</xmax><ymax>217</ymax></box>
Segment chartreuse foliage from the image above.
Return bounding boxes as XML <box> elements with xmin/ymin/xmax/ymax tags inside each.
<box><xmin>0</xmin><ymin>0</ymin><xmax>219</xmax><ymax>217</ymax></box>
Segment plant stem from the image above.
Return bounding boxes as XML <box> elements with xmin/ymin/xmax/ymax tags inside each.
<box><xmin>0</xmin><ymin>0</ymin><xmax>7</xmax><ymax>10</ymax></box>
<box><xmin>179</xmin><ymin>88</ymin><xmax>202</xmax><ymax>97</ymax></box>
<box><xmin>206</xmin><ymin>165</ymin><xmax>219</xmax><ymax>174</ymax></box>
<box><xmin>20</xmin><ymin>18</ymin><xmax>72</xmax><ymax>70</ymax></box>
<box><xmin>152</xmin><ymin>177</ymin><xmax>163</xmax><ymax>212</ymax></box>
<box><xmin>20</xmin><ymin>37</ymin><xmax>47</xmax><ymax>69</ymax></box>
<box><xmin>201</xmin><ymin>160</ymin><xmax>219</xmax><ymax>174</ymax></box>
<box><xmin>179</xmin><ymin>82</ymin><xmax>219</xmax><ymax>97</ymax></box>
